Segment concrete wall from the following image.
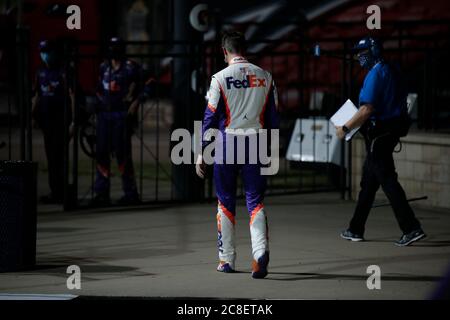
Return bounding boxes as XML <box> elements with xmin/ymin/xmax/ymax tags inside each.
<box><xmin>351</xmin><ymin>133</ymin><xmax>450</xmax><ymax>209</ymax></box>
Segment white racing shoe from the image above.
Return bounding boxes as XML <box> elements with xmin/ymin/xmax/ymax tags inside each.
<box><xmin>251</xmin><ymin>251</ymin><xmax>269</xmax><ymax>279</ymax></box>
<box><xmin>217</xmin><ymin>261</ymin><xmax>235</xmax><ymax>273</ymax></box>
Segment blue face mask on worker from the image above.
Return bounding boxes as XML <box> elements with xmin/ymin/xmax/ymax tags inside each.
<box><xmin>358</xmin><ymin>52</ymin><xmax>376</xmax><ymax>69</ymax></box>
<box><xmin>40</xmin><ymin>52</ymin><xmax>54</xmax><ymax>66</ymax></box>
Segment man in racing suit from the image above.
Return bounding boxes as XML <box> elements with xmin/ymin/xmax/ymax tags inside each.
<box><xmin>196</xmin><ymin>31</ymin><xmax>279</xmax><ymax>279</ymax></box>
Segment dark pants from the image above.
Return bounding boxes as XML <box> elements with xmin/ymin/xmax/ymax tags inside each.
<box><xmin>94</xmin><ymin>111</ymin><xmax>138</xmax><ymax>198</ymax></box>
<box><xmin>349</xmin><ymin>134</ymin><xmax>421</xmax><ymax>235</ymax></box>
<box><xmin>40</xmin><ymin>111</ymin><xmax>67</xmax><ymax>200</ymax></box>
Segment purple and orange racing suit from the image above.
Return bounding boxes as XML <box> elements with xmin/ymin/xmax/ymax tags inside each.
<box><xmin>202</xmin><ymin>56</ymin><xmax>279</xmax><ymax>269</ymax></box>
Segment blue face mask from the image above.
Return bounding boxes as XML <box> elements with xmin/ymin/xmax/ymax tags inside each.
<box><xmin>358</xmin><ymin>53</ymin><xmax>375</xmax><ymax>69</ymax></box>
<box><xmin>40</xmin><ymin>52</ymin><xmax>53</xmax><ymax>65</ymax></box>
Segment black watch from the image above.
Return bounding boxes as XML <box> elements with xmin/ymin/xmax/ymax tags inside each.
<box><xmin>342</xmin><ymin>125</ymin><xmax>350</xmax><ymax>133</ymax></box>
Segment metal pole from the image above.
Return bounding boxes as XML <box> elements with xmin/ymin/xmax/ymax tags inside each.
<box><xmin>340</xmin><ymin>41</ymin><xmax>347</xmax><ymax>200</ymax></box>
<box><xmin>22</xmin><ymin>29</ymin><xmax>32</xmax><ymax>161</ymax></box>
<box><xmin>8</xmin><ymin>75</ymin><xmax>12</xmax><ymax>160</ymax></box>
<box><xmin>156</xmin><ymin>59</ymin><xmax>160</xmax><ymax>201</ymax></box>
<box><xmin>91</xmin><ymin>59</ymin><xmax>97</xmax><ymax>201</ymax></box>
<box><xmin>16</xmin><ymin>27</ymin><xmax>25</xmax><ymax>160</ymax></box>
<box><xmin>431</xmin><ymin>41</ymin><xmax>437</xmax><ymax>131</ymax></box>
<box><xmin>423</xmin><ymin>51</ymin><xmax>429</xmax><ymax>129</ymax></box>
<box><xmin>16</xmin><ymin>0</ymin><xmax>23</xmax><ymax>26</ymax></box>
<box><xmin>138</xmin><ymin>53</ymin><xmax>143</xmax><ymax>202</ymax></box>
<box><xmin>312</xmin><ymin>55</ymin><xmax>317</xmax><ymax>192</ymax></box>
<box><xmin>298</xmin><ymin>36</ymin><xmax>304</xmax><ymax>192</ymax></box>
<box><xmin>171</xmin><ymin>0</ymin><xmax>204</xmax><ymax>201</ymax></box>
<box><xmin>63</xmin><ymin>40</ymin><xmax>70</xmax><ymax>210</ymax></box>
<box><xmin>72</xmin><ymin>42</ymin><xmax>79</xmax><ymax>208</ymax></box>
<box><xmin>347</xmin><ymin>50</ymin><xmax>353</xmax><ymax>200</ymax></box>
<box><xmin>139</xmin><ymin>101</ymin><xmax>144</xmax><ymax>202</ymax></box>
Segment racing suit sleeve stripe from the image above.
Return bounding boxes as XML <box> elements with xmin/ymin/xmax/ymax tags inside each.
<box><xmin>202</xmin><ymin>77</ymin><xmax>221</xmax><ymax>148</ymax></box>
<box><xmin>202</xmin><ymin>104</ymin><xmax>219</xmax><ymax>148</ymax></box>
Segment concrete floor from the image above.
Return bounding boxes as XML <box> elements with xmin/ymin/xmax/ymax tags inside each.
<box><xmin>0</xmin><ymin>192</ymin><xmax>449</xmax><ymax>299</ymax></box>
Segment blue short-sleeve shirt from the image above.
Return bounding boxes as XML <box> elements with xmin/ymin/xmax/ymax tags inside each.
<box><xmin>359</xmin><ymin>62</ymin><xmax>408</xmax><ymax>121</ymax></box>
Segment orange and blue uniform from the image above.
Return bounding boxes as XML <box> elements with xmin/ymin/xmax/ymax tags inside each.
<box><xmin>202</xmin><ymin>56</ymin><xmax>279</xmax><ymax>275</ymax></box>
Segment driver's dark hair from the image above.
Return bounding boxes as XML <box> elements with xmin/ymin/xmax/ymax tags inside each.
<box><xmin>221</xmin><ymin>30</ymin><xmax>246</xmax><ymax>54</ymax></box>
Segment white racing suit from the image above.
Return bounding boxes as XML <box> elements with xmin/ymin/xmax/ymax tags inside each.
<box><xmin>201</xmin><ymin>56</ymin><xmax>279</xmax><ymax>270</ymax></box>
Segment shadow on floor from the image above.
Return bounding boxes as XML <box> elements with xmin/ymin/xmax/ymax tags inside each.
<box><xmin>266</xmin><ymin>272</ymin><xmax>442</xmax><ymax>282</ymax></box>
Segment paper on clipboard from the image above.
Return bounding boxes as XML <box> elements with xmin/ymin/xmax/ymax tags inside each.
<box><xmin>330</xmin><ymin>99</ymin><xmax>359</xmax><ymax>141</ymax></box>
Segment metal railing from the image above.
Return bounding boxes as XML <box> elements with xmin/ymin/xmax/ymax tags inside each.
<box><xmin>1</xmin><ymin>20</ymin><xmax>449</xmax><ymax>210</ymax></box>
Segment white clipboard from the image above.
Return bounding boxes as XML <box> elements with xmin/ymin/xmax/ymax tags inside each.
<box><xmin>330</xmin><ymin>99</ymin><xmax>360</xmax><ymax>141</ymax></box>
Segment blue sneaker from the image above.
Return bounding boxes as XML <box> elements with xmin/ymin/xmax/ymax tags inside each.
<box><xmin>217</xmin><ymin>262</ymin><xmax>235</xmax><ymax>273</ymax></box>
<box><xmin>252</xmin><ymin>252</ymin><xmax>269</xmax><ymax>279</ymax></box>
<box><xmin>340</xmin><ymin>229</ymin><xmax>364</xmax><ymax>242</ymax></box>
<box><xmin>395</xmin><ymin>229</ymin><xmax>426</xmax><ymax>247</ymax></box>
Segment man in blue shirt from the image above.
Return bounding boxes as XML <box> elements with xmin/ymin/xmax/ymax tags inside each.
<box><xmin>335</xmin><ymin>37</ymin><xmax>425</xmax><ymax>246</ymax></box>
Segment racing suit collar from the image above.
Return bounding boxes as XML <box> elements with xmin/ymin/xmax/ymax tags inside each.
<box><xmin>229</xmin><ymin>56</ymin><xmax>248</xmax><ymax>65</ymax></box>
